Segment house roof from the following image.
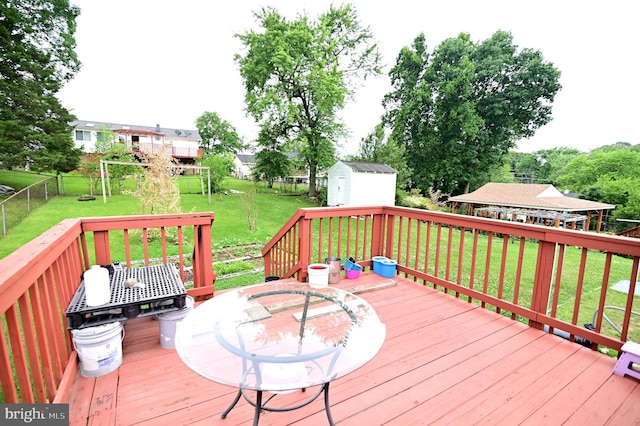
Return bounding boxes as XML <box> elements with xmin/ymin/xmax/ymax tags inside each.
<box><xmin>342</xmin><ymin>161</ymin><xmax>397</xmax><ymax>174</ymax></box>
<box><xmin>236</xmin><ymin>154</ymin><xmax>255</xmax><ymax>163</ymax></box>
<box><xmin>448</xmin><ymin>183</ymin><xmax>615</xmax><ymax>212</ymax></box>
<box><xmin>72</xmin><ymin>120</ymin><xmax>201</xmax><ymax>141</ymax></box>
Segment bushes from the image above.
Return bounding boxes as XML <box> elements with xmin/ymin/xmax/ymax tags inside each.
<box><xmin>396</xmin><ymin>187</ymin><xmax>450</xmax><ymax>211</ymax></box>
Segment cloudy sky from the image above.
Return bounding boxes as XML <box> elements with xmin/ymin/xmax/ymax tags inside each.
<box><xmin>58</xmin><ymin>0</ymin><xmax>639</xmax><ymax>155</ymax></box>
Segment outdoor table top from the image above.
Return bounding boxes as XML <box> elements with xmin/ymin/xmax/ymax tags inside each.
<box><xmin>175</xmin><ymin>279</ymin><xmax>386</xmax><ymax>392</ymax></box>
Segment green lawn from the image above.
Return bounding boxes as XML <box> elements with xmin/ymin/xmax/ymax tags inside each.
<box><xmin>0</xmin><ymin>176</ymin><xmax>313</xmax><ymax>253</ymax></box>
<box><xmin>0</xmin><ymin>176</ymin><xmax>317</xmax><ymax>288</ymax></box>
<box><xmin>0</xmin><ymin>169</ymin><xmax>50</xmax><ymax>190</ymax></box>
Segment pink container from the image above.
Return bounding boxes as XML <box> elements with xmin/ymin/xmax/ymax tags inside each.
<box><xmin>345</xmin><ymin>269</ymin><xmax>361</xmax><ymax>279</ymax></box>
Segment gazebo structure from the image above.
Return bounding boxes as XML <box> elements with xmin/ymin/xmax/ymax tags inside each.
<box><xmin>448</xmin><ymin>183</ymin><xmax>616</xmax><ymax>232</ymax></box>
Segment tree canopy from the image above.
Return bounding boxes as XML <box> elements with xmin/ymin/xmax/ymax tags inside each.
<box><xmin>508</xmin><ymin>147</ymin><xmax>580</xmax><ymax>184</ymax></box>
<box><xmin>383</xmin><ymin>31</ymin><xmax>561</xmax><ymax>195</ymax></box>
<box><xmin>235</xmin><ymin>4</ymin><xmax>381</xmax><ymax>198</ymax></box>
<box><xmin>195</xmin><ymin>111</ymin><xmax>245</xmax><ymax>155</ymax></box>
<box><xmin>351</xmin><ymin>123</ymin><xmax>411</xmax><ymax>190</ymax></box>
<box><xmin>0</xmin><ymin>0</ymin><xmax>83</xmax><ymax>173</ymax></box>
<box><xmin>553</xmin><ymin>143</ymin><xmax>640</xmax><ymax>228</ymax></box>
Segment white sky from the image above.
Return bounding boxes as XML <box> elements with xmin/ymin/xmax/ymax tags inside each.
<box><xmin>58</xmin><ymin>0</ymin><xmax>639</xmax><ymax>155</ymax></box>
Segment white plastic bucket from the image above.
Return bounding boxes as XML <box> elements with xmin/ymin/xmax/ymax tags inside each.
<box><xmin>72</xmin><ymin>322</ymin><xmax>123</xmax><ymax>378</ymax></box>
<box><xmin>307</xmin><ymin>264</ymin><xmax>330</xmax><ymax>288</ymax></box>
<box><xmin>158</xmin><ymin>296</ymin><xmax>194</xmax><ymax>349</ymax></box>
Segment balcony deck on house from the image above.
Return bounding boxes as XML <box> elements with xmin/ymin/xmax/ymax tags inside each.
<box><xmin>1</xmin><ymin>207</ymin><xmax>639</xmax><ymax>425</ymax></box>
<box><xmin>66</xmin><ymin>272</ymin><xmax>640</xmax><ymax>425</ymax></box>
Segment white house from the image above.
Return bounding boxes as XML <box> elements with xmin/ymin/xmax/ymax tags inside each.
<box><xmin>233</xmin><ymin>154</ymin><xmax>255</xmax><ymax>179</ymax></box>
<box><xmin>327</xmin><ymin>161</ymin><xmax>397</xmax><ymax>207</ymax></box>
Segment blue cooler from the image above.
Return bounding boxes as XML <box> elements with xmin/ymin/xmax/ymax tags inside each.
<box><xmin>378</xmin><ymin>259</ymin><xmax>397</xmax><ymax>278</ymax></box>
<box><xmin>372</xmin><ymin>256</ymin><xmax>388</xmax><ymax>275</ymax></box>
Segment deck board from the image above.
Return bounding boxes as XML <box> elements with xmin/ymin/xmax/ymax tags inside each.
<box><xmin>66</xmin><ymin>272</ymin><xmax>640</xmax><ymax>425</ymax></box>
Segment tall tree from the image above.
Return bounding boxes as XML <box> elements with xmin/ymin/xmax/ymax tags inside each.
<box><xmin>235</xmin><ymin>4</ymin><xmax>381</xmax><ymax>198</ymax></box>
<box><xmin>384</xmin><ymin>31</ymin><xmax>561</xmax><ymax>195</ymax></box>
<box><xmin>252</xmin><ymin>129</ymin><xmax>293</xmax><ymax>188</ymax></box>
<box><xmin>195</xmin><ymin>111</ymin><xmax>245</xmax><ymax>155</ymax></box>
<box><xmin>353</xmin><ymin>123</ymin><xmax>411</xmax><ymax>189</ymax></box>
<box><xmin>200</xmin><ymin>152</ymin><xmax>234</xmax><ymax>193</ymax></box>
<box><xmin>0</xmin><ymin>0</ymin><xmax>83</xmax><ymax>173</ymax></box>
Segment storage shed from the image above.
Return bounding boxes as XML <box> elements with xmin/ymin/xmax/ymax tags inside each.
<box><xmin>327</xmin><ymin>161</ymin><xmax>397</xmax><ymax>207</ymax></box>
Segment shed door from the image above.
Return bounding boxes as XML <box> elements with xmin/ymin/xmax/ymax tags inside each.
<box><xmin>336</xmin><ymin>175</ymin><xmax>346</xmax><ymax>205</ymax></box>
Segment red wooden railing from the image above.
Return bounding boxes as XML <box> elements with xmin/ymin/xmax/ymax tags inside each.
<box><xmin>263</xmin><ymin>206</ymin><xmax>640</xmax><ymax>354</ymax></box>
<box><xmin>2</xmin><ymin>206</ymin><xmax>638</xmax><ymax>405</ymax></box>
<box><xmin>0</xmin><ymin>213</ymin><xmax>215</xmax><ymax>404</ymax></box>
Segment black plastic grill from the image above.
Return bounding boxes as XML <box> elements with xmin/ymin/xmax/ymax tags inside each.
<box><xmin>66</xmin><ymin>264</ymin><xmax>187</xmax><ymax>329</ymax></box>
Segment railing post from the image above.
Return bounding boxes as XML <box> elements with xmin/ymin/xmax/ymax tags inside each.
<box><xmin>298</xmin><ymin>215</ymin><xmax>311</xmax><ymax>282</ymax></box>
<box><xmin>93</xmin><ymin>230</ymin><xmax>111</xmax><ymax>265</ymax></box>
<box><xmin>264</xmin><ymin>248</ymin><xmax>273</xmax><ymax>277</ymax></box>
<box><xmin>370</xmin><ymin>213</ymin><xmax>384</xmax><ymax>260</ymax></box>
<box><xmin>530</xmin><ymin>240</ymin><xmax>556</xmax><ymax>329</ymax></box>
<box><xmin>189</xmin><ymin>220</ymin><xmax>215</xmax><ymax>299</ymax></box>
<box><xmin>384</xmin><ymin>212</ymin><xmax>396</xmax><ymax>259</ymax></box>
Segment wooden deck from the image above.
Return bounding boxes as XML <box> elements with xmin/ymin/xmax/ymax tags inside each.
<box><xmin>67</xmin><ymin>272</ymin><xmax>640</xmax><ymax>425</ymax></box>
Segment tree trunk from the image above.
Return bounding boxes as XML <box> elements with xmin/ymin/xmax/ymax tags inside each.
<box><xmin>308</xmin><ymin>164</ymin><xmax>317</xmax><ymax>198</ymax></box>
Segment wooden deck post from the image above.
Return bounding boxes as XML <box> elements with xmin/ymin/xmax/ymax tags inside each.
<box><xmin>384</xmin><ymin>213</ymin><xmax>395</xmax><ymax>259</ymax></box>
<box><xmin>93</xmin><ymin>230</ymin><xmax>111</xmax><ymax>265</ymax></box>
<box><xmin>530</xmin><ymin>240</ymin><xmax>556</xmax><ymax>329</ymax></box>
<box><xmin>189</xmin><ymin>219</ymin><xmax>215</xmax><ymax>299</ymax></box>
<box><xmin>298</xmin><ymin>215</ymin><xmax>311</xmax><ymax>282</ymax></box>
<box><xmin>370</xmin><ymin>213</ymin><xmax>385</xmax><ymax>261</ymax></box>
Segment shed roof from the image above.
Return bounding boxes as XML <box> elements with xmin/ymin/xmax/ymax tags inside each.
<box><xmin>342</xmin><ymin>161</ymin><xmax>397</xmax><ymax>174</ymax></box>
<box><xmin>448</xmin><ymin>183</ymin><xmax>615</xmax><ymax>212</ymax></box>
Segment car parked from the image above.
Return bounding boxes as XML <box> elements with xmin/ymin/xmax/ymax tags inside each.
<box><xmin>0</xmin><ymin>184</ymin><xmax>16</xmax><ymax>195</ymax></box>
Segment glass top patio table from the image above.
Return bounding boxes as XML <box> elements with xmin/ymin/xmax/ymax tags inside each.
<box><xmin>175</xmin><ymin>279</ymin><xmax>386</xmax><ymax>392</ymax></box>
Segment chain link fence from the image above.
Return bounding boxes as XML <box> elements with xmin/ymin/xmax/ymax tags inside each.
<box><xmin>1</xmin><ymin>174</ymin><xmax>209</xmax><ymax>237</ymax></box>
<box><xmin>1</xmin><ymin>177</ymin><xmax>58</xmax><ymax>237</ymax></box>
<box><xmin>57</xmin><ymin>174</ymin><xmax>208</xmax><ymax>196</ymax></box>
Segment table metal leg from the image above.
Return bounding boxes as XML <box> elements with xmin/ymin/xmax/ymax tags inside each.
<box><xmin>221</xmin><ymin>389</ymin><xmax>242</xmax><ymax>419</ymax></box>
<box><xmin>253</xmin><ymin>390</ymin><xmax>263</xmax><ymax>426</ymax></box>
<box><xmin>323</xmin><ymin>382</ymin><xmax>335</xmax><ymax>426</ymax></box>
<box><xmin>223</xmin><ymin>384</ymin><xmax>334</xmax><ymax>425</ymax></box>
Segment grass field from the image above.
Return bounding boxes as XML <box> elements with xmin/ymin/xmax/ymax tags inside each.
<box><xmin>0</xmin><ymin>174</ymin><xmax>316</xmax><ymax>288</ymax></box>
<box><xmin>0</xmin><ymin>169</ymin><xmax>50</xmax><ymax>190</ymax></box>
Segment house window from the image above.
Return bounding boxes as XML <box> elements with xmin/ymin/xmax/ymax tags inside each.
<box><xmin>75</xmin><ymin>130</ymin><xmax>91</xmax><ymax>141</ymax></box>
<box><xmin>131</xmin><ymin>135</ymin><xmax>140</xmax><ymax>142</ymax></box>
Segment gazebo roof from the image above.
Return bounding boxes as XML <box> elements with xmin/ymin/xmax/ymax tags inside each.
<box><xmin>448</xmin><ymin>183</ymin><xmax>615</xmax><ymax>212</ymax></box>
